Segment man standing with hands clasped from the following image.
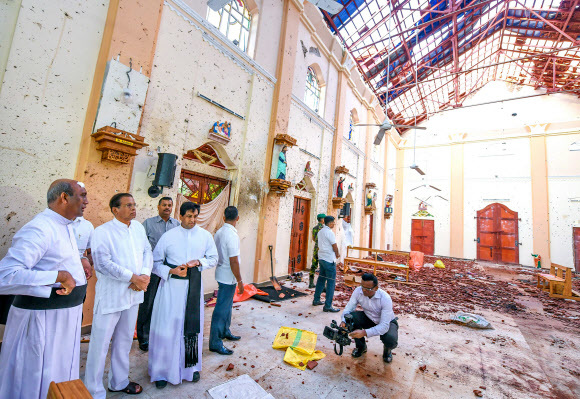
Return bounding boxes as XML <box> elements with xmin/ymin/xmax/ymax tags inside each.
<box><xmin>84</xmin><ymin>193</ymin><xmax>152</xmax><ymax>398</ymax></box>
<box><xmin>209</xmin><ymin>206</ymin><xmax>244</xmax><ymax>356</ymax></box>
<box><xmin>341</xmin><ymin>273</ymin><xmax>398</xmax><ymax>363</ymax></box>
<box><xmin>148</xmin><ymin>202</ymin><xmax>218</xmax><ymax>389</ymax></box>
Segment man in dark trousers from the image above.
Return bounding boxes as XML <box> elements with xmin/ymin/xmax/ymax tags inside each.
<box><xmin>309</xmin><ymin>213</ymin><xmax>325</xmax><ymax>288</ymax></box>
<box><xmin>312</xmin><ymin>215</ymin><xmax>340</xmax><ymax>312</ymax></box>
<box><xmin>209</xmin><ymin>206</ymin><xmax>244</xmax><ymax>355</ymax></box>
<box><xmin>341</xmin><ymin>273</ymin><xmax>398</xmax><ymax>363</ymax></box>
<box><xmin>136</xmin><ymin>197</ymin><xmax>179</xmax><ymax>351</ymax></box>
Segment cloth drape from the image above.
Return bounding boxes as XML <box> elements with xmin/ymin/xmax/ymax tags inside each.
<box><xmin>174</xmin><ymin>184</ymin><xmax>231</xmax><ymax>234</ymax></box>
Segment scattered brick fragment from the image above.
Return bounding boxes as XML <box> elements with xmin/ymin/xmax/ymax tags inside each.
<box><xmin>226</xmin><ymin>363</ymin><xmax>234</xmax><ymax>371</ymax></box>
<box><xmin>299</xmin><ymin>362</ymin><xmax>304</xmax><ymax>367</ymax></box>
<box><xmin>306</xmin><ymin>360</ymin><xmax>318</xmax><ymax>370</ymax></box>
<box><xmin>473</xmin><ymin>389</ymin><xmax>483</xmax><ymax>397</ymax></box>
<box><xmin>479</xmin><ymin>386</ymin><xmax>486</xmax><ymax>390</ymax></box>
<box><xmin>419</xmin><ymin>365</ymin><xmax>427</xmax><ymax>372</ymax></box>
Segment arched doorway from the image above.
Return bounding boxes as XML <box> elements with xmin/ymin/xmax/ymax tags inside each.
<box><xmin>476</xmin><ymin>203</ymin><xmax>519</xmax><ymax>264</ymax></box>
<box><xmin>288</xmin><ymin>175</ymin><xmax>315</xmax><ymax>274</ymax></box>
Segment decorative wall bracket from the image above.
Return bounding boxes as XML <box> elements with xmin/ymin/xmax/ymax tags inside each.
<box><xmin>274</xmin><ymin>133</ymin><xmax>297</xmax><ymax>147</ymax></box>
<box><xmin>91</xmin><ymin>125</ymin><xmax>148</xmax><ymax>164</ymax></box>
<box><xmin>335</xmin><ymin>165</ymin><xmax>349</xmax><ymax>175</ymax></box>
<box><xmin>269</xmin><ymin>179</ymin><xmax>292</xmax><ymax>196</ymax></box>
<box><xmin>331</xmin><ymin>197</ymin><xmax>346</xmax><ymax>209</ymax></box>
<box><xmin>365</xmin><ymin>182</ymin><xmax>377</xmax><ymax>189</ymax></box>
<box><xmin>364</xmin><ymin>205</ymin><xmax>375</xmax><ymax>215</ymax></box>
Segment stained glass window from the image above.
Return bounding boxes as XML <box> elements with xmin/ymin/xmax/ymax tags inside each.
<box><xmin>304</xmin><ymin>67</ymin><xmax>321</xmax><ymax>113</ymax></box>
<box><xmin>207</xmin><ymin>0</ymin><xmax>252</xmax><ymax>52</ymax></box>
<box><xmin>348</xmin><ymin>111</ymin><xmax>353</xmax><ymax>141</ymax></box>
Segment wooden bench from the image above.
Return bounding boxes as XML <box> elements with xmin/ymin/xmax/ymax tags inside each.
<box><xmin>47</xmin><ymin>379</ymin><xmax>91</xmax><ymax>399</ymax></box>
<box><xmin>537</xmin><ymin>263</ymin><xmax>580</xmax><ymax>301</ymax></box>
<box><xmin>343</xmin><ymin>246</ymin><xmax>410</xmax><ymax>285</ymax></box>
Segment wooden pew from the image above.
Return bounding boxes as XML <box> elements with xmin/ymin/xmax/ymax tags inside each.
<box><xmin>343</xmin><ymin>246</ymin><xmax>410</xmax><ymax>285</ymax></box>
<box><xmin>46</xmin><ymin>380</ymin><xmax>91</xmax><ymax>399</ymax></box>
<box><xmin>536</xmin><ymin>263</ymin><xmax>580</xmax><ymax>301</ymax></box>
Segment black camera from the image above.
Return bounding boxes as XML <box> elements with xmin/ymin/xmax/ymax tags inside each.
<box><xmin>323</xmin><ymin>313</ymin><xmax>355</xmax><ymax>355</ymax></box>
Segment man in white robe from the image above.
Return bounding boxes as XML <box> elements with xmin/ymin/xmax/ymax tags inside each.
<box><xmin>0</xmin><ymin>179</ymin><xmax>88</xmax><ymax>399</ymax></box>
<box><xmin>148</xmin><ymin>201</ymin><xmax>218</xmax><ymax>389</ymax></box>
<box><xmin>72</xmin><ymin>215</ymin><xmax>95</xmax><ymax>280</ymax></box>
<box><xmin>84</xmin><ymin>193</ymin><xmax>152</xmax><ymax>398</ymax></box>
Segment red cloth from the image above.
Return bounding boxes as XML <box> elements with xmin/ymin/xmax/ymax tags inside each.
<box><xmin>234</xmin><ymin>284</ymin><xmax>268</xmax><ymax>303</ymax></box>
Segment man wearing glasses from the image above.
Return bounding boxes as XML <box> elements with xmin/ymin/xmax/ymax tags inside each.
<box><xmin>84</xmin><ymin>193</ymin><xmax>152</xmax><ymax>397</ymax></box>
<box><xmin>340</xmin><ymin>273</ymin><xmax>398</xmax><ymax>363</ymax></box>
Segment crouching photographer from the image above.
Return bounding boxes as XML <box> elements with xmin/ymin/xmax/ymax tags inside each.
<box><xmin>341</xmin><ymin>273</ymin><xmax>398</xmax><ymax>363</ymax></box>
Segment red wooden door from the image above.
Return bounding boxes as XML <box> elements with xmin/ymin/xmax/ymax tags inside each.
<box><xmin>410</xmin><ymin>219</ymin><xmax>435</xmax><ymax>255</ymax></box>
<box><xmin>476</xmin><ymin>203</ymin><xmax>519</xmax><ymax>264</ymax></box>
<box><xmin>289</xmin><ymin>197</ymin><xmax>310</xmax><ymax>274</ymax></box>
<box><xmin>368</xmin><ymin>214</ymin><xmax>374</xmax><ymax>249</ymax></box>
<box><xmin>574</xmin><ymin>227</ymin><xmax>580</xmax><ymax>272</ymax></box>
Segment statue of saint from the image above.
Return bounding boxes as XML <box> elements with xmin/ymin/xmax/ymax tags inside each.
<box><xmin>336</xmin><ymin>177</ymin><xmax>345</xmax><ymax>198</ymax></box>
<box><xmin>366</xmin><ymin>190</ymin><xmax>373</xmax><ymax>207</ymax></box>
<box><xmin>276</xmin><ymin>145</ymin><xmax>288</xmax><ymax>180</ymax></box>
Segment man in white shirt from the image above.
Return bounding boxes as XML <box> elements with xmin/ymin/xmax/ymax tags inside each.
<box><xmin>0</xmin><ymin>179</ymin><xmax>86</xmax><ymax>399</ymax></box>
<box><xmin>71</xmin><ymin>215</ymin><xmax>95</xmax><ymax>280</ymax></box>
<box><xmin>84</xmin><ymin>193</ymin><xmax>152</xmax><ymax>398</ymax></box>
<box><xmin>341</xmin><ymin>273</ymin><xmax>398</xmax><ymax>363</ymax></box>
<box><xmin>137</xmin><ymin>196</ymin><xmax>179</xmax><ymax>351</ymax></box>
<box><xmin>209</xmin><ymin>206</ymin><xmax>244</xmax><ymax>355</ymax></box>
<box><xmin>148</xmin><ymin>201</ymin><xmax>218</xmax><ymax>389</ymax></box>
<box><xmin>312</xmin><ymin>216</ymin><xmax>340</xmax><ymax>312</ymax></box>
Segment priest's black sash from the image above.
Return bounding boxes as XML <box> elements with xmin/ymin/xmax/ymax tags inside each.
<box><xmin>163</xmin><ymin>260</ymin><xmax>201</xmax><ymax>368</ymax></box>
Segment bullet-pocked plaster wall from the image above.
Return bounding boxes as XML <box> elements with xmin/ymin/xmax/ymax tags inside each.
<box><xmin>547</xmin><ymin>133</ymin><xmax>580</xmax><ymax>267</ymax></box>
<box><xmin>129</xmin><ymin>3</ymin><xmax>275</xmax><ymax>293</ymax></box>
<box><xmin>0</xmin><ymin>0</ymin><xmax>109</xmax><ymax>256</ymax></box>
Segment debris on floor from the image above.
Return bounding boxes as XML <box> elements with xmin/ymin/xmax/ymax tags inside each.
<box><xmin>207</xmin><ymin>374</ymin><xmax>274</xmax><ymax>399</ymax></box>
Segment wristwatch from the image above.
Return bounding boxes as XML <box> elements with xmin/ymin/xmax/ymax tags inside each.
<box><xmin>80</xmin><ymin>256</ymin><xmax>89</xmax><ymax>261</ymax></box>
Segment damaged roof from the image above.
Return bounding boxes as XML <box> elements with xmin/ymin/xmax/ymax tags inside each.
<box><xmin>322</xmin><ymin>0</ymin><xmax>580</xmax><ymax>130</ymax></box>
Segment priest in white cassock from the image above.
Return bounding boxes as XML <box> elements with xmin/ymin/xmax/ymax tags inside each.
<box><xmin>148</xmin><ymin>201</ymin><xmax>218</xmax><ymax>389</ymax></box>
<box><xmin>0</xmin><ymin>179</ymin><xmax>88</xmax><ymax>399</ymax></box>
<box><xmin>84</xmin><ymin>193</ymin><xmax>152</xmax><ymax>398</ymax></box>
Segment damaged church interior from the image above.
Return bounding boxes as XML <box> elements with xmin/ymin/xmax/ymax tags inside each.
<box><xmin>0</xmin><ymin>0</ymin><xmax>579</xmax><ymax>398</ymax></box>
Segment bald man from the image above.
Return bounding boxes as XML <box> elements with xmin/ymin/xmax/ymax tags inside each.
<box><xmin>0</xmin><ymin>179</ymin><xmax>88</xmax><ymax>399</ymax></box>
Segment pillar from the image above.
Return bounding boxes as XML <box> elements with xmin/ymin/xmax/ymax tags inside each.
<box><xmin>450</xmin><ymin>144</ymin><xmax>464</xmax><ymax>257</ymax></box>
<box><xmin>393</xmin><ymin>148</ymin><xmax>404</xmax><ymax>250</ymax></box>
<box><xmin>530</xmin><ymin>136</ymin><xmax>551</xmax><ymax>268</ymax></box>
<box><xmin>253</xmin><ymin>0</ymin><xmax>301</xmax><ymax>283</ymax></box>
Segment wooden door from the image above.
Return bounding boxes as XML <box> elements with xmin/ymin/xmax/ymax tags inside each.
<box><xmin>368</xmin><ymin>214</ymin><xmax>374</xmax><ymax>249</ymax></box>
<box><xmin>410</xmin><ymin>219</ymin><xmax>435</xmax><ymax>255</ymax></box>
<box><xmin>476</xmin><ymin>203</ymin><xmax>519</xmax><ymax>264</ymax></box>
<box><xmin>574</xmin><ymin>227</ymin><xmax>580</xmax><ymax>272</ymax></box>
<box><xmin>289</xmin><ymin>197</ymin><xmax>310</xmax><ymax>274</ymax></box>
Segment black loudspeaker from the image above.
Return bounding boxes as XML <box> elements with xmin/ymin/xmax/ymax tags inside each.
<box><xmin>152</xmin><ymin>153</ymin><xmax>177</xmax><ymax>187</ymax></box>
<box><xmin>340</xmin><ymin>202</ymin><xmax>351</xmax><ymax>218</ymax></box>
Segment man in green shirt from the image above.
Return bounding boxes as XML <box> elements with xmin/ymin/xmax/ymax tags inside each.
<box><xmin>309</xmin><ymin>213</ymin><xmax>326</xmax><ymax>288</ymax></box>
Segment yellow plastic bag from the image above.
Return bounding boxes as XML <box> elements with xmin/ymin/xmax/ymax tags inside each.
<box><xmin>434</xmin><ymin>260</ymin><xmax>445</xmax><ymax>269</ymax></box>
<box><xmin>283</xmin><ymin>347</ymin><xmax>326</xmax><ymax>370</ymax></box>
<box><xmin>272</xmin><ymin>327</ymin><xmax>317</xmax><ymax>355</ymax></box>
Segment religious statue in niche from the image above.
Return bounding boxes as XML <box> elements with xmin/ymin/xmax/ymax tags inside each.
<box><xmin>348</xmin><ymin>183</ymin><xmax>354</xmax><ymax>192</ymax></box>
<box><xmin>336</xmin><ymin>177</ymin><xmax>345</xmax><ymax>198</ymax></box>
<box><xmin>372</xmin><ymin>192</ymin><xmax>378</xmax><ymax>208</ymax></box>
<box><xmin>366</xmin><ymin>189</ymin><xmax>373</xmax><ymax>207</ymax></box>
<box><xmin>304</xmin><ymin>161</ymin><xmax>314</xmax><ymax>178</ymax></box>
<box><xmin>384</xmin><ymin>194</ymin><xmax>393</xmax><ymax>219</ymax></box>
<box><xmin>419</xmin><ymin>201</ymin><xmax>428</xmax><ymax>211</ymax></box>
<box><xmin>277</xmin><ymin>145</ymin><xmax>288</xmax><ymax>180</ymax></box>
<box><xmin>208</xmin><ymin>121</ymin><xmax>231</xmax><ymax>144</ymax></box>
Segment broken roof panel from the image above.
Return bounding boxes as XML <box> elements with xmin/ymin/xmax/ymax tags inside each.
<box><xmin>322</xmin><ymin>0</ymin><xmax>580</xmax><ymax>130</ymax></box>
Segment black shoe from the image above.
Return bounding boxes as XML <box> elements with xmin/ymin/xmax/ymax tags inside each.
<box><xmin>312</xmin><ymin>300</ymin><xmax>324</xmax><ymax>306</ymax></box>
<box><xmin>323</xmin><ymin>307</ymin><xmax>340</xmax><ymax>313</ymax></box>
<box><xmin>308</xmin><ymin>275</ymin><xmax>315</xmax><ymax>289</ymax></box>
<box><xmin>155</xmin><ymin>380</ymin><xmax>167</xmax><ymax>389</ymax></box>
<box><xmin>224</xmin><ymin>334</ymin><xmax>241</xmax><ymax>341</ymax></box>
<box><xmin>139</xmin><ymin>341</ymin><xmax>149</xmax><ymax>352</ymax></box>
<box><xmin>210</xmin><ymin>346</ymin><xmax>234</xmax><ymax>355</ymax></box>
<box><xmin>383</xmin><ymin>347</ymin><xmax>393</xmax><ymax>363</ymax></box>
<box><xmin>352</xmin><ymin>347</ymin><xmax>367</xmax><ymax>358</ymax></box>
<box><xmin>192</xmin><ymin>372</ymin><xmax>200</xmax><ymax>383</ymax></box>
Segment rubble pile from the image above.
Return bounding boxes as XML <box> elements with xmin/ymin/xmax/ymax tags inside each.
<box><xmin>335</xmin><ymin>256</ymin><xmax>580</xmax><ymax>330</ymax></box>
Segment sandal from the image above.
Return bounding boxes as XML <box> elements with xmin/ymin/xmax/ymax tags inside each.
<box><xmin>109</xmin><ymin>381</ymin><xmax>143</xmax><ymax>394</ymax></box>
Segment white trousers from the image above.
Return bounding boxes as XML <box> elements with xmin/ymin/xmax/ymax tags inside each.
<box><xmin>0</xmin><ymin>304</ymin><xmax>82</xmax><ymax>399</ymax></box>
<box><xmin>84</xmin><ymin>305</ymin><xmax>139</xmax><ymax>399</ymax></box>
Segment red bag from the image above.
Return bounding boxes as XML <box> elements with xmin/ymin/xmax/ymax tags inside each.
<box><xmin>409</xmin><ymin>251</ymin><xmax>424</xmax><ymax>272</ymax></box>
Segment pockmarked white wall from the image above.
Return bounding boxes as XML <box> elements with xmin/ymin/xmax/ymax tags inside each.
<box><xmin>0</xmin><ymin>0</ymin><xmax>109</xmax><ymax>257</ymax></box>
<box><xmin>547</xmin><ymin>133</ymin><xmax>580</xmax><ymax>267</ymax></box>
<box><xmin>130</xmin><ymin>3</ymin><xmax>275</xmax><ymax>293</ymax></box>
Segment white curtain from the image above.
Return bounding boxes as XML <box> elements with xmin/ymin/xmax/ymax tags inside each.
<box><xmin>174</xmin><ymin>183</ymin><xmax>231</xmax><ymax>234</ymax></box>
